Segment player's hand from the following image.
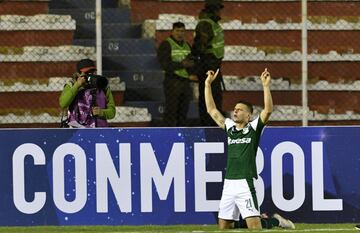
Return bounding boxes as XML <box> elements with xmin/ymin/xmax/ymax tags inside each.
<box><xmin>260</xmin><ymin>68</ymin><xmax>271</xmax><ymax>87</ymax></box>
<box><xmin>205</xmin><ymin>69</ymin><xmax>220</xmax><ymax>86</ymax></box>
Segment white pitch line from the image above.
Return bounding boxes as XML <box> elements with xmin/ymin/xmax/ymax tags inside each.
<box><xmin>192</xmin><ymin>228</ymin><xmax>357</xmax><ymax>233</ymax></box>
<box><xmin>100</xmin><ymin>228</ymin><xmax>357</xmax><ymax>233</ymax></box>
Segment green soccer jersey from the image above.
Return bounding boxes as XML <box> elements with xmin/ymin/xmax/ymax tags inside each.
<box><xmin>224</xmin><ymin>116</ymin><xmax>265</xmax><ymax>179</ymax></box>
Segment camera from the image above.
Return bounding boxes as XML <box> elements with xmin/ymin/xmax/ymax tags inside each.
<box><xmin>84</xmin><ymin>74</ymin><xmax>109</xmax><ymax>89</ymax></box>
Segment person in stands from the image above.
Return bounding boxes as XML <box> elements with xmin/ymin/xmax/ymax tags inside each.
<box><xmin>157</xmin><ymin>21</ymin><xmax>198</xmax><ymax>126</ymax></box>
<box><xmin>59</xmin><ymin>58</ymin><xmax>115</xmax><ymax>128</ymax></box>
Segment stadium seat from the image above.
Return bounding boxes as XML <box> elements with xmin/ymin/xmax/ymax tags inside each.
<box><xmin>74</xmin><ymin>23</ymin><xmax>142</xmax><ymax>39</ymax></box>
<box><xmin>48</xmin><ymin>0</ymin><xmax>118</xmax><ymax>9</ymax></box>
<box><xmin>50</xmin><ymin>8</ymin><xmax>131</xmax><ymax>24</ymax></box>
<box><xmin>103</xmin><ymin>55</ymin><xmax>160</xmax><ymax>71</ymax></box>
<box><xmin>124</xmin><ymin>100</ymin><xmax>199</xmax><ymax>120</ymax></box>
<box><xmin>103</xmin><ymin>70</ymin><xmax>164</xmax><ymax>89</ymax></box>
<box><xmin>73</xmin><ymin>38</ymin><xmax>156</xmax><ymax>55</ymax></box>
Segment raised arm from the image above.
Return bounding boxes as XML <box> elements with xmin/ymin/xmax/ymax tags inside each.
<box><xmin>205</xmin><ymin>69</ymin><xmax>225</xmax><ymax>129</ymax></box>
<box><xmin>260</xmin><ymin>68</ymin><xmax>273</xmax><ymax>124</ymax></box>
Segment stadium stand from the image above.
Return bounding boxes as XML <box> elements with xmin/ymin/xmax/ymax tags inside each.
<box><xmin>131</xmin><ymin>0</ymin><xmax>360</xmax><ymax>126</ymax></box>
<box><xmin>49</xmin><ymin>0</ymin><xmax>200</xmax><ymax>125</ymax></box>
<box><xmin>49</xmin><ymin>0</ymin><xmax>160</xmax><ymax>126</ymax></box>
<box><xmin>0</xmin><ymin>0</ymin><xmax>151</xmax><ymax>127</ymax></box>
<box><xmin>2</xmin><ymin>0</ymin><xmax>360</xmax><ymax>127</ymax></box>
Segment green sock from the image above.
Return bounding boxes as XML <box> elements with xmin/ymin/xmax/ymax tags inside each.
<box><xmin>261</xmin><ymin>217</ymin><xmax>280</xmax><ymax>229</ymax></box>
<box><xmin>270</xmin><ymin>217</ymin><xmax>280</xmax><ymax>227</ymax></box>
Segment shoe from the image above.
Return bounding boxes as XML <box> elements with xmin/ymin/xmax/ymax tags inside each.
<box><xmin>355</xmin><ymin>224</ymin><xmax>360</xmax><ymax>230</ymax></box>
<box><xmin>272</xmin><ymin>213</ymin><xmax>296</xmax><ymax>229</ymax></box>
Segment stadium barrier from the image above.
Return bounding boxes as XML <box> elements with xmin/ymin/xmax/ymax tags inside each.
<box><xmin>0</xmin><ymin>127</ymin><xmax>358</xmax><ymax>225</ymax></box>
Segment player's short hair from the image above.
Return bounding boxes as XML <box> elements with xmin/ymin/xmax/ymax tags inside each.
<box><xmin>236</xmin><ymin>100</ymin><xmax>253</xmax><ymax>114</ymax></box>
<box><xmin>172</xmin><ymin>21</ymin><xmax>185</xmax><ymax>29</ymax></box>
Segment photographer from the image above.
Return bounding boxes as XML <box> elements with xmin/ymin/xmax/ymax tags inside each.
<box><xmin>59</xmin><ymin>58</ymin><xmax>115</xmax><ymax>128</ymax></box>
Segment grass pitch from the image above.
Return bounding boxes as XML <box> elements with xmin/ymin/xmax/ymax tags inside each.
<box><xmin>0</xmin><ymin>223</ymin><xmax>357</xmax><ymax>233</ymax></box>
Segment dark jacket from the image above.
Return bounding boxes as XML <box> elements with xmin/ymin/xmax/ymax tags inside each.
<box><xmin>192</xmin><ymin>10</ymin><xmax>223</xmax><ymax>78</ymax></box>
<box><xmin>192</xmin><ymin>9</ymin><xmax>221</xmax><ymax>57</ymax></box>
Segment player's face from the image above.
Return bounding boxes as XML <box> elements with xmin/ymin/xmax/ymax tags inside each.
<box><xmin>172</xmin><ymin>27</ymin><xmax>185</xmax><ymax>41</ymax></box>
<box><xmin>233</xmin><ymin>103</ymin><xmax>251</xmax><ymax>123</ymax></box>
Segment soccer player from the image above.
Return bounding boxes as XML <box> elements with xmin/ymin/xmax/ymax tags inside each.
<box><xmin>356</xmin><ymin>224</ymin><xmax>360</xmax><ymax>230</ymax></box>
<box><xmin>204</xmin><ymin>68</ymin><xmax>273</xmax><ymax>229</ymax></box>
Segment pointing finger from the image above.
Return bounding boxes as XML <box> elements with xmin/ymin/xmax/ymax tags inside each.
<box><xmin>214</xmin><ymin>68</ymin><xmax>220</xmax><ymax>77</ymax></box>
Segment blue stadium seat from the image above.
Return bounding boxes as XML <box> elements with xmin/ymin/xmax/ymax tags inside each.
<box><xmin>187</xmin><ymin>101</ymin><xmax>199</xmax><ymax>119</ymax></box>
<box><xmin>124</xmin><ymin>101</ymin><xmax>164</xmax><ymax>119</ymax></box>
<box><xmin>124</xmin><ymin>88</ymin><xmax>165</xmax><ymax>101</ymax></box>
<box><xmin>73</xmin><ymin>39</ymin><xmax>156</xmax><ymax>55</ymax></box>
<box><xmin>74</xmin><ymin>23</ymin><xmax>142</xmax><ymax>39</ymax></box>
<box><xmin>103</xmin><ymin>55</ymin><xmax>161</xmax><ymax>71</ymax></box>
<box><xmin>48</xmin><ymin>0</ymin><xmax>118</xmax><ymax>9</ymax></box>
<box><xmin>104</xmin><ymin>70</ymin><xmax>164</xmax><ymax>88</ymax></box>
<box><xmin>49</xmin><ymin>8</ymin><xmax>131</xmax><ymax>24</ymax></box>
<box><xmin>103</xmin><ymin>39</ymin><xmax>157</xmax><ymax>55</ymax></box>
<box><xmin>124</xmin><ymin>100</ymin><xmax>199</xmax><ymax>119</ymax></box>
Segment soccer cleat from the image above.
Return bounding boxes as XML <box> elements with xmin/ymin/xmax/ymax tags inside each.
<box><xmin>355</xmin><ymin>224</ymin><xmax>360</xmax><ymax>230</ymax></box>
<box><xmin>272</xmin><ymin>213</ymin><xmax>296</xmax><ymax>229</ymax></box>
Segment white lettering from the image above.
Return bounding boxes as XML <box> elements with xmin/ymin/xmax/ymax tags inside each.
<box><xmin>228</xmin><ymin>138</ymin><xmax>251</xmax><ymax>145</ymax></box>
<box><xmin>53</xmin><ymin>143</ymin><xmax>87</xmax><ymax>213</ymax></box>
<box><xmin>10</xmin><ymin>138</ymin><xmax>344</xmax><ymax>216</ymax></box>
<box><xmin>84</xmin><ymin>11</ymin><xmax>95</xmax><ymax>20</ymax></box>
<box><xmin>140</xmin><ymin>143</ymin><xmax>185</xmax><ymax>212</ymax></box>
<box><xmin>255</xmin><ymin>148</ymin><xmax>265</xmax><ymax>206</ymax></box>
<box><xmin>194</xmin><ymin>142</ymin><xmax>223</xmax><ymax>212</ymax></box>
<box><xmin>271</xmin><ymin>141</ymin><xmax>305</xmax><ymax>211</ymax></box>
<box><xmin>13</xmin><ymin>143</ymin><xmax>46</xmax><ymax>214</ymax></box>
<box><xmin>96</xmin><ymin>143</ymin><xmax>132</xmax><ymax>213</ymax></box>
<box><xmin>311</xmin><ymin>142</ymin><xmax>343</xmax><ymax>211</ymax></box>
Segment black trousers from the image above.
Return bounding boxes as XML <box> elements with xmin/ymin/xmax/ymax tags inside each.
<box><xmin>196</xmin><ymin>55</ymin><xmax>223</xmax><ymax>126</ymax></box>
<box><xmin>198</xmin><ymin>76</ymin><xmax>222</xmax><ymax>126</ymax></box>
<box><xmin>163</xmin><ymin>77</ymin><xmax>192</xmax><ymax>126</ymax></box>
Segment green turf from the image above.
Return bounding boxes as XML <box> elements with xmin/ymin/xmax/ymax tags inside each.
<box><xmin>0</xmin><ymin>224</ymin><xmax>357</xmax><ymax>233</ymax></box>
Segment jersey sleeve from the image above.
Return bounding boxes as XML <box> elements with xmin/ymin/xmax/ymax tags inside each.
<box><xmin>224</xmin><ymin>118</ymin><xmax>235</xmax><ymax>131</ymax></box>
<box><xmin>250</xmin><ymin>115</ymin><xmax>265</xmax><ymax>132</ymax></box>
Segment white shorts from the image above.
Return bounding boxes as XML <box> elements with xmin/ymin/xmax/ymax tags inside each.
<box><xmin>218</xmin><ymin>178</ymin><xmax>260</xmax><ymax>220</ymax></box>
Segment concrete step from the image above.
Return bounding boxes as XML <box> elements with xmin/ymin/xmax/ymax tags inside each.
<box><xmin>74</xmin><ymin>23</ymin><xmax>142</xmax><ymax>39</ymax></box>
<box><xmin>0</xmin><ymin>1</ymin><xmax>48</xmax><ymax>15</ymax></box>
<box><xmin>49</xmin><ymin>8</ymin><xmax>131</xmax><ymax>24</ymax></box>
<box><xmin>104</xmin><ymin>70</ymin><xmax>164</xmax><ymax>89</ymax></box>
<box><xmin>103</xmin><ymin>54</ymin><xmax>160</xmax><ymax>71</ymax></box>
<box><xmin>124</xmin><ymin>100</ymin><xmax>199</xmax><ymax>119</ymax></box>
<box><xmin>0</xmin><ymin>31</ymin><xmax>74</xmax><ymax>47</ymax></box>
<box><xmin>73</xmin><ymin>38</ymin><xmax>156</xmax><ymax>55</ymax></box>
<box><xmin>156</xmin><ymin>30</ymin><xmax>360</xmax><ymax>53</ymax></box>
<box><xmin>124</xmin><ymin>101</ymin><xmax>164</xmax><ymax>119</ymax></box>
<box><xmin>0</xmin><ymin>90</ymin><xmax>124</xmax><ymax>109</ymax></box>
<box><xmin>124</xmin><ymin>87</ymin><xmax>165</xmax><ymax>102</ymax></box>
<box><xmin>48</xmin><ymin>0</ymin><xmax>119</xmax><ymax>9</ymax></box>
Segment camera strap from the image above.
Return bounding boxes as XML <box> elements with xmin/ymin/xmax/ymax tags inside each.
<box><xmin>60</xmin><ymin>109</ymin><xmax>69</xmax><ymax>128</ymax></box>
<box><xmin>90</xmin><ymin>89</ymin><xmax>97</xmax><ymax>127</ymax></box>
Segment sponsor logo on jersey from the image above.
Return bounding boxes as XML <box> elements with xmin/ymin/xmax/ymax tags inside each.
<box><xmin>228</xmin><ymin>137</ymin><xmax>251</xmax><ymax>145</ymax></box>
